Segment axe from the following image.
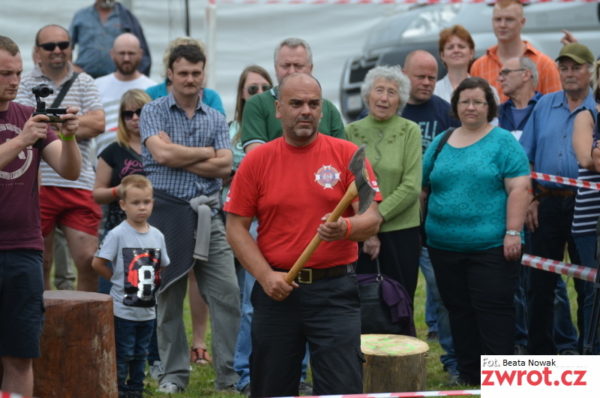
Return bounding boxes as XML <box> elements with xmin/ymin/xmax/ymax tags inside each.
<box><xmin>285</xmin><ymin>146</ymin><xmax>376</xmax><ymax>284</ymax></box>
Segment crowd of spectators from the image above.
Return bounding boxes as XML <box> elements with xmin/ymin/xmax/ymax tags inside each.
<box><xmin>2</xmin><ymin>0</ymin><xmax>600</xmax><ymax>397</ymax></box>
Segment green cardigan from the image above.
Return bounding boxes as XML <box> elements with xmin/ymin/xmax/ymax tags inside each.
<box><xmin>346</xmin><ymin>114</ymin><xmax>422</xmax><ymax>232</ymax></box>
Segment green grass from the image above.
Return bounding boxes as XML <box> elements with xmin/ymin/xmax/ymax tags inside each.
<box><xmin>145</xmin><ymin>271</ymin><xmax>479</xmax><ymax>397</ymax></box>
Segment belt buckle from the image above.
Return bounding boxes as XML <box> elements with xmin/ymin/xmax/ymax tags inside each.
<box><xmin>297</xmin><ymin>268</ymin><xmax>313</xmax><ymax>284</ymax></box>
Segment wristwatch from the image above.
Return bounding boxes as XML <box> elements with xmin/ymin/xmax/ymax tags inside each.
<box><xmin>505</xmin><ymin>230</ymin><xmax>521</xmax><ymax>236</ymax></box>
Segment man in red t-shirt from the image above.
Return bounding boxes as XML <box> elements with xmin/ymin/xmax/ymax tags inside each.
<box><xmin>0</xmin><ymin>35</ymin><xmax>81</xmax><ymax>397</ymax></box>
<box><xmin>225</xmin><ymin>73</ymin><xmax>382</xmax><ymax>397</ymax></box>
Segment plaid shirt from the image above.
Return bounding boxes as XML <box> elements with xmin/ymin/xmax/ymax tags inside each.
<box><xmin>140</xmin><ymin>93</ymin><xmax>230</xmax><ymax>200</ymax></box>
<box><xmin>470</xmin><ymin>41</ymin><xmax>561</xmax><ymax>102</ymax></box>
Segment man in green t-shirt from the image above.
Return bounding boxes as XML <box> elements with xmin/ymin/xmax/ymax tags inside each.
<box><xmin>240</xmin><ymin>37</ymin><xmax>345</xmax><ymax>152</ymax></box>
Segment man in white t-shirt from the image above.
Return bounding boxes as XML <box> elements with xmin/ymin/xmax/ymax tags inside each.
<box><xmin>95</xmin><ymin>32</ymin><xmax>155</xmax><ymax>154</ymax></box>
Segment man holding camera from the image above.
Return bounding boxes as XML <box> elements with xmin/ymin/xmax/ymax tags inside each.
<box><xmin>0</xmin><ymin>34</ymin><xmax>81</xmax><ymax>397</ymax></box>
<box><xmin>16</xmin><ymin>24</ymin><xmax>105</xmax><ymax>292</ymax></box>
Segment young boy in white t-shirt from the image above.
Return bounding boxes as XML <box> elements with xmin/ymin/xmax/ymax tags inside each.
<box><xmin>92</xmin><ymin>174</ymin><xmax>169</xmax><ymax>398</ymax></box>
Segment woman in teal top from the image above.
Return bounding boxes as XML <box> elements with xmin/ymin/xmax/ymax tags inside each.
<box><xmin>347</xmin><ymin>65</ymin><xmax>422</xmax><ymax>303</ymax></box>
<box><xmin>422</xmin><ymin>77</ymin><xmax>530</xmax><ymax>384</ymax></box>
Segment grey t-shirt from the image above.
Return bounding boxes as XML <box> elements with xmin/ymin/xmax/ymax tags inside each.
<box><xmin>97</xmin><ymin>220</ymin><xmax>170</xmax><ymax>321</ymax></box>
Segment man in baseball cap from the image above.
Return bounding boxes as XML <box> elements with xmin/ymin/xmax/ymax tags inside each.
<box><xmin>556</xmin><ymin>42</ymin><xmax>595</xmax><ymax>65</ymax></box>
<box><xmin>520</xmin><ymin>41</ymin><xmax>596</xmax><ymax>355</ymax></box>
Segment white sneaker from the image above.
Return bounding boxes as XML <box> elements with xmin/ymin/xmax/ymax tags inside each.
<box><xmin>149</xmin><ymin>360</ymin><xmax>163</xmax><ymax>381</ymax></box>
<box><xmin>157</xmin><ymin>382</ymin><xmax>182</xmax><ymax>393</ymax></box>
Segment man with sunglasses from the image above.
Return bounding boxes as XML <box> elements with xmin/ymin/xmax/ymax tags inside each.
<box><xmin>0</xmin><ymin>34</ymin><xmax>81</xmax><ymax>397</ymax></box>
<box><xmin>94</xmin><ymin>33</ymin><xmax>155</xmax><ymax>155</ymax></box>
<box><xmin>241</xmin><ymin>37</ymin><xmax>346</xmax><ymax>152</ymax></box>
<box><xmin>16</xmin><ymin>24</ymin><xmax>105</xmax><ymax>293</ymax></box>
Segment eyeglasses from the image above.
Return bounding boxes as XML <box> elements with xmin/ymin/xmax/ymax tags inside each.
<box><xmin>247</xmin><ymin>84</ymin><xmax>271</xmax><ymax>96</ymax></box>
<box><xmin>37</xmin><ymin>41</ymin><xmax>70</xmax><ymax>52</ymax></box>
<box><xmin>499</xmin><ymin>68</ymin><xmax>525</xmax><ymax>77</ymax></box>
<box><xmin>458</xmin><ymin>99</ymin><xmax>488</xmax><ymax>108</ymax></box>
<box><xmin>122</xmin><ymin>108</ymin><xmax>143</xmax><ymax>120</ymax></box>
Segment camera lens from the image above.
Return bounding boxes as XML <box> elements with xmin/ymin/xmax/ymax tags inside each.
<box><xmin>32</xmin><ymin>84</ymin><xmax>53</xmax><ymax>98</ymax></box>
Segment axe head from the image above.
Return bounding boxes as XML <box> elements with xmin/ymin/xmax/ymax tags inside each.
<box><xmin>348</xmin><ymin>145</ymin><xmax>376</xmax><ymax>214</ymax></box>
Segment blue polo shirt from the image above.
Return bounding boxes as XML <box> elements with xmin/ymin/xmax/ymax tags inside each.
<box><xmin>520</xmin><ymin>89</ymin><xmax>596</xmax><ymax>189</ymax></box>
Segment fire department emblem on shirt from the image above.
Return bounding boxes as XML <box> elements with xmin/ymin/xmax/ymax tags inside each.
<box><xmin>314</xmin><ymin>165</ymin><xmax>340</xmax><ymax>189</ymax></box>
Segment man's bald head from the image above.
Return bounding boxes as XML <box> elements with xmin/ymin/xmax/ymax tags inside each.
<box><xmin>403</xmin><ymin>50</ymin><xmax>438</xmax><ymax>104</ymax></box>
<box><xmin>111</xmin><ymin>33</ymin><xmax>143</xmax><ymax>77</ymax></box>
<box><xmin>276</xmin><ymin>73</ymin><xmax>322</xmax><ymax>146</ymax></box>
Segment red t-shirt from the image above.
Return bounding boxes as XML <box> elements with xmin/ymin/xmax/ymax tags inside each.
<box><xmin>224</xmin><ymin>134</ymin><xmax>381</xmax><ymax>270</ymax></box>
<box><xmin>0</xmin><ymin>102</ymin><xmax>56</xmax><ymax>251</ymax></box>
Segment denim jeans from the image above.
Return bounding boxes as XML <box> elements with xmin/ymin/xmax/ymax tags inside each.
<box><xmin>527</xmin><ymin>195</ymin><xmax>582</xmax><ymax>354</ymax></box>
<box><xmin>513</xmin><ymin>270</ymin><xmax>579</xmax><ymax>351</ymax></box>
<box><xmin>574</xmin><ymin>233</ymin><xmax>600</xmax><ymax>353</ymax></box>
<box><xmin>554</xmin><ymin>277</ymin><xmax>579</xmax><ymax>352</ymax></box>
<box><xmin>419</xmin><ymin>247</ymin><xmax>457</xmax><ymax>375</ymax></box>
<box><xmin>114</xmin><ymin>316</ymin><xmax>154</xmax><ymax>394</ymax></box>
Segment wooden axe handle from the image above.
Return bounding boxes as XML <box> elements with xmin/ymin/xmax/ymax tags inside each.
<box><xmin>285</xmin><ymin>181</ymin><xmax>359</xmax><ymax>284</ymax></box>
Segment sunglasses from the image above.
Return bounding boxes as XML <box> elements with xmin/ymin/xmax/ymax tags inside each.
<box><xmin>247</xmin><ymin>84</ymin><xmax>271</xmax><ymax>96</ymax></box>
<box><xmin>122</xmin><ymin>108</ymin><xmax>143</xmax><ymax>120</ymax></box>
<box><xmin>37</xmin><ymin>41</ymin><xmax>70</xmax><ymax>52</ymax></box>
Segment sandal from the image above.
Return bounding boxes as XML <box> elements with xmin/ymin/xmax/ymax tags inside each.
<box><xmin>190</xmin><ymin>346</ymin><xmax>212</xmax><ymax>365</ymax></box>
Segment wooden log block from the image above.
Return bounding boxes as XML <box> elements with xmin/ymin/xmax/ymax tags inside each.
<box><xmin>361</xmin><ymin>334</ymin><xmax>429</xmax><ymax>393</ymax></box>
<box><xmin>33</xmin><ymin>290</ymin><xmax>118</xmax><ymax>398</ymax></box>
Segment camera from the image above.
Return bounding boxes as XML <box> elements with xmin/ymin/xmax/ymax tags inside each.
<box><xmin>32</xmin><ymin>84</ymin><xmax>67</xmax><ymax>123</ymax></box>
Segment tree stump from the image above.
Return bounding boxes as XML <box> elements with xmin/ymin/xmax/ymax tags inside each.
<box><xmin>361</xmin><ymin>334</ymin><xmax>429</xmax><ymax>393</ymax></box>
<box><xmin>33</xmin><ymin>290</ymin><xmax>118</xmax><ymax>398</ymax></box>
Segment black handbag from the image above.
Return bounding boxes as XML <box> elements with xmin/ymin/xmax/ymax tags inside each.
<box><xmin>357</xmin><ymin>260</ymin><xmax>414</xmax><ymax>335</ymax></box>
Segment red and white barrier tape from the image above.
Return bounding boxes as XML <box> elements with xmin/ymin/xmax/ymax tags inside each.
<box><xmin>278</xmin><ymin>390</ymin><xmax>481</xmax><ymax>398</ymax></box>
<box><xmin>0</xmin><ymin>392</ymin><xmax>29</xmax><ymax>398</ymax></box>
<box><xmin>531</xmin><ymin>171</ymin><xmax>600</xmax><ymax>191</ymax></box>
<box><xmin>213</xmin><ymin>0</ymin><xmax>599</xmax><ymax>4</ymax></box>
<box><xmin>521</xmin><ymin>253</ymin><xmax>598</xmax><ymax>282</ymax></box>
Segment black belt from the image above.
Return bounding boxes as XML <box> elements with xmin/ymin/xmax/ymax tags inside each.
<box><xmin>272</xmin><ymin>264</ymin><xmax>355</xmax><ymax>284</ymax></box>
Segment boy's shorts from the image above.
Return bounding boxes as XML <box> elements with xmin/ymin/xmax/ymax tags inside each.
<box><xmin>40</xmin><ymin>186</ymin><xmax>101</xmax><ymax>237</ymax></box>
<box><xmin>0</xmin><ymin>250</ymin><xmax>45</xmax><ymax>358</ymax></box>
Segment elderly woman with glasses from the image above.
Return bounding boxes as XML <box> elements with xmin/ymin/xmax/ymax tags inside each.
<box><xmin>346</xmin><ymin>65</ymin><xmax>422</xmax><ymax>305</ymax></box>
<box><xmin>422</xmin><ymin>77</ymin><xmax>530</xmax><ymax>384</ymax></box>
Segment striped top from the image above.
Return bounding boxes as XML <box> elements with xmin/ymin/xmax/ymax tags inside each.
<box><xmin>572</xmin><ymin>109</ymin><xmax>600</xmax><ymax>236</ymax></box>
<box><xmin>16</xmin><ymin>65</ymin><xmax>103</xmax><ymax>190</ymax></box>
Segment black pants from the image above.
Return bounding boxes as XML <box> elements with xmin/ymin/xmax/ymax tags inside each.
<box><xmin>429</xmin><ymin>246</ymin><xmax>518</xmax><ymax>384</ymax></box>
<box><xmin>527</xmin><ymin>195</ymin><xmax>584</xmax><ymax>354</ymax></box>
<box><xmin>250</xmin><ymin>273</ymin><xmax>363</xmax><ymax>397</ymax></box>
<box><xmin>356</xmin><ymin>226</ymin><xmax>420</xmax><ymax>305</ymax></box>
